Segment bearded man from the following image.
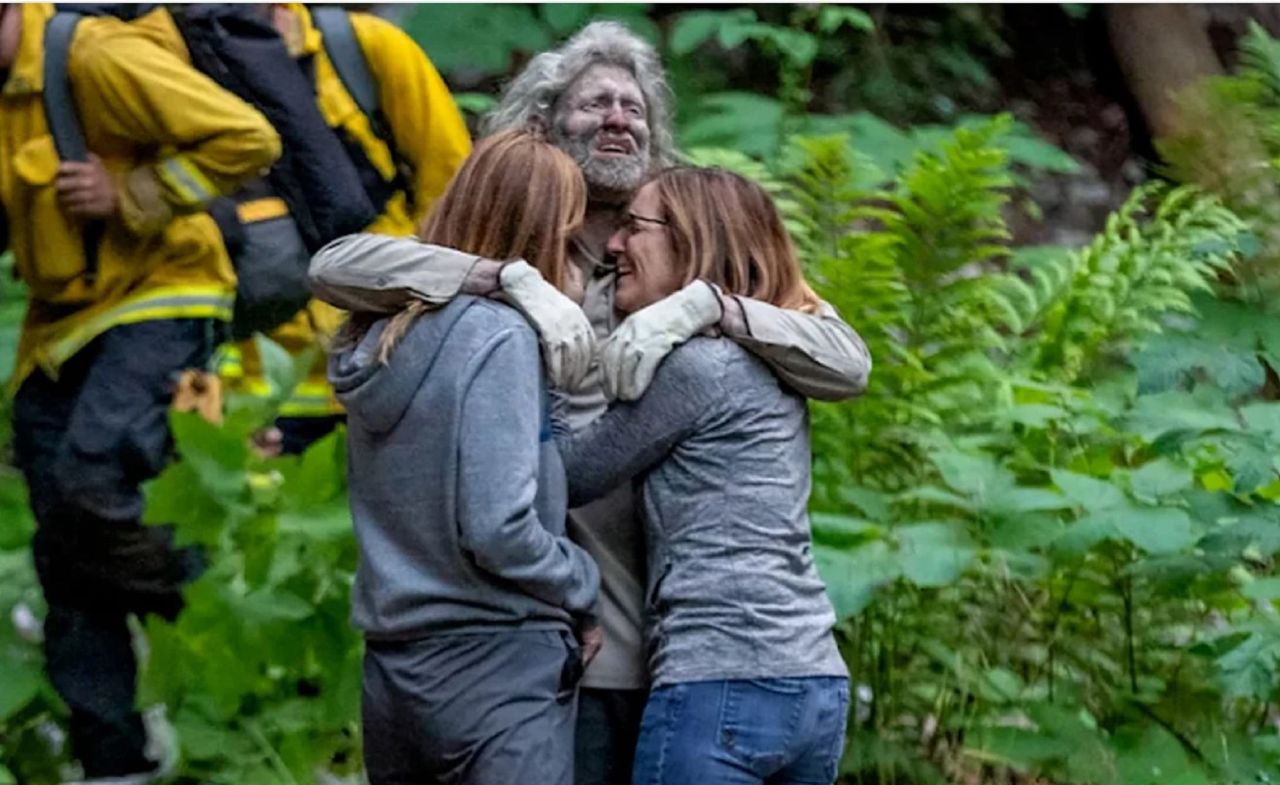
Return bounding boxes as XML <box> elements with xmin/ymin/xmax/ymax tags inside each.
<box><xmin>310</xmin><ymin>21</ymin><xmax>871</xmax><ymax>785</ymax></box>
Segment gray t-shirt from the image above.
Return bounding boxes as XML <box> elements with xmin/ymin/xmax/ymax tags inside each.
<box><xmin>556</xmin><ymin>337</ymin><xmax>848</xmax><ymax>687</ymax></box>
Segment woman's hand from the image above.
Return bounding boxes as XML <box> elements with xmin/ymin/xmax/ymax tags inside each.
<box><xmin>599</xmin><ymin>280</ymin><xmax>724</xmax><ymax>401</ymax></box>
<box><xmin>498</xmin><ymin>261</ymin><xmax>595</xmax><ymax>390</ymax></box>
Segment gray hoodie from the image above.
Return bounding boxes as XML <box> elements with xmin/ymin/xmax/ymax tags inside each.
<box><xmin>331</xmin><ymin>295</ymin><xmax>600</xmax><ymax>640</ymax></box>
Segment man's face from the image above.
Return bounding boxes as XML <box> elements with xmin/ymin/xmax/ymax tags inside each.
<box><xmin>551</xmin><ymin>64</ymin><xmax>651</xmax><ymax>200</ymax></box>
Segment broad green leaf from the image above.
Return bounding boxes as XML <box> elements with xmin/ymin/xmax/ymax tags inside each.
<box><xmin>239</xmin><ymin>589</ymin><xmax>314</xmax><ymax>623</ymax></box>
<box><xmin>1216</xmin><ymin>625</ymin><xmax>1280</xmax><ymax>699</ymax></box>
<box><xmin>989</xmin><ymin>514</ymin><xmax>1064</xmax><ymax>549</ymax></box>
<box><xmin>255</xmin><ymin>334</ymin><xmax>316</xmax><ymax>407</ymax></box>
<box><xmin>896</xmin><ymin>485</ymin><xmax>973</xmax><ymax>512</ymax></box>
<box><xmin>814</xmin><ymin>541</ymin><xmax>899</xmax><ymax>618</ymax></box>
<box><xmin>670</xmin><ymin>10</ymin><xmax>754</xmax><ymax>55</ymax></box>
<box><xmin>1051</xmin><ymin>469</ymin><xmax>1125</xmax><ymax>512</ymax></box>
<box><xmin>452</xmin><ymin>92</ymin><xmax>496</xmax><ymax>117</ymax></box>
<box><xmin>969</xmin><ymin>726</ymin><xmax>1072</xmax><ymax>765</ymax></box>
<box><xmin>1001</xmin><ymin>132</ymin><xmax>1082</xmax><ymax>175</ymax></box>
<box><xmin>1124</xmin><ymin>389</ymin><xmax>1239</xmax><ymax>442</ymax></box>
<box><xmin>836</xmin><ymin>486</ymin><xmax>891</xmax><ymax>520</ymax></box>
<box><xmin>539</xmin><ymin>4</ymin><xmax>592</xmax><ymax>34</ymax></box>
<box><xmin>1243</xmin><ymin>401</ymin><xmax>1280</xmax><ymax>444</ymax></box>
<box><xmin>1199</xmin><ymin>506</ymin><xmax>1280</xmax><ymax>559</ymax></box>
<box><xmin>1101</xmin><ymin>504</ymin><xmax>1197</xmax><ymax>555</ymax></box>
<box><xmin>990</xmin><ymin>487</ymin><xmax>1070</xmax><ymax>515</ymax></box>
<box><xmin>277</xmin><ymin>498</ymin><xmax>353</xmax><ymax>542</ymax></box>
<box><xmin>143</xmin><ymin>462</ymin><xmax>230</xmax><ymax>547</ymax></box>
<box><xmin>932</xmin><ymin>449</ymin><xmax>1013</xmax><ymax>500</ymax></box>
<box><xmin>1052</xmin><ymin>513</ymin><xmax>1120</xmax><ymax>557</ymax></box>
<box><xmin>0</xmin><ymin>657</ymin><xmax>41</xmax><ymax>719</ymax></box>
<box><xmin>810</xmin><ymin>512</ymin><xmax>881</xmax><ymax>549</ymax></box>
<box><xmin>1243</xmin><ymin>576</ymin><xmax>1280</xmax><ymax>601</ymax></box>
<box><xmin>817</xmin><ymin>6</ymin><xmax>874</xmax><ymax>34</ymax></box>
<box><xmin>171</xmin><ymin>411</ymin><xmax>247</xmax><ymax>501</ymax></box>
<box><xmin>401</xmin><ymin>5</ymin><xmax>550</xmax><ymax>74</ymax></box>
<box><xmin>1132</xmin><ymin>333</ymin><xmax>1264</xmax><ymax>396</ymax></box>
<box><xmin>894</xmin><ymin>522</ymin><xmax>974</xmax><ymax>587</ymax></box>
<box><xmin>982</xmin><ymin>667</ymin><xmax>1024</xmax><ymax>702</ymax></box>
<box><xmin>0</xmin><ymin>476</ymin><xmax>33</xmax><ymax>551</ymax></box>
<box><xmin>680</xmin><ymin>92</ymin><xmax>785</xmax><ymax>158</ymax></box>
<box><xmin>1129</xmin><ymin>459</ymin><xmax>1193</xmax><ymax>501</ymax></box>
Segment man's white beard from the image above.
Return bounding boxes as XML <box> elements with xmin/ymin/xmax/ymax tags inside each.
<box><xmin>554</xmin><ymin>129</ymin><xmax>651</xmax><ymax>195</ymax></box>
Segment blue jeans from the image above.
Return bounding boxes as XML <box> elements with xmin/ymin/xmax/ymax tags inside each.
<box><xmin>632</xmin><ymin>677</ymin><xmax>849</xmax><ymax>785</ymax></box>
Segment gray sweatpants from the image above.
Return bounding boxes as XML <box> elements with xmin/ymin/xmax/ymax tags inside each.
<box><xmin>362</xmin><ymin>628</ymin><xmax>582</xmax><ymax>785</ymax></box>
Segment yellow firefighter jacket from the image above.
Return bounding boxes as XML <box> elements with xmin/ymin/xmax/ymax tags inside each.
<box><xmin>223</xmin><ymin>5</ymin><xmax>471</xmax><ymax>418</ymax></box>
<box><xmin>0</xmin><ymin>4</ymin><xmax>281</xmax><ymax>389</ymax></box>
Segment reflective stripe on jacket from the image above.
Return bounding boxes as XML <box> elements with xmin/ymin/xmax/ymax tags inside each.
<box><xmin>0</xmin><ymin>4</ymin><xmax>281</xmax><ymax>388</ymax></box>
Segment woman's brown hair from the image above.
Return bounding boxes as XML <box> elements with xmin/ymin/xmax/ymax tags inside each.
<box><xmin>367</xmin><ymin>130</ymin><xmax>586</xmax><ymax>362</ymax></box>
<box><xmin>647</xmin><ymin>167</ymin><xmax>821</xmax><ymax>313</ymax></box>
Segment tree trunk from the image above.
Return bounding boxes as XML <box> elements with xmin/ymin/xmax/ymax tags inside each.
<box><xmin>1106</xmin><ymin>4</ymin><xmax>1223</xmax><ymax>139</ymax></box>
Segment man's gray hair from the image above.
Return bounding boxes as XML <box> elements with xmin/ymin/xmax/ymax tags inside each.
<box><xmin>482</xmin><ymin>21</ymin><xmax>677</xmax><ymax>170</ymax></box>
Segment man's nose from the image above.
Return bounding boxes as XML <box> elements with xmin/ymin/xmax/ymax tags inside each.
<box><xmin>602</xmin><ymin>103</ymin><xmax>630</xmax><ymax>130</ymax></box>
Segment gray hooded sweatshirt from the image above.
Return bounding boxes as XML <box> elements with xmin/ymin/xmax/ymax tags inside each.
<box><xmin>331</xmin><ymin>295</ymin><xmax>600</xmax><ymax>640</ymax></box>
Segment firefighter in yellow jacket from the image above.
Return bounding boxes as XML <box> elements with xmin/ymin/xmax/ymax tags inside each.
<box><xmin>221</xmin><ymin>4</ymin><xmax>472</xmax><ymax>454</ymax></box>
<box><xmin>0</xmin><ymin>4</ymin><xmax>280</xmax><ymax>779</ymax></box>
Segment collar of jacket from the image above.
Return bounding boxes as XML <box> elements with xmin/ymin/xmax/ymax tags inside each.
<box><xmin>3</xmin><ymin>3</ymin><xmax>54</xmax><ymax>97</ymax></box>
<box><xmin>281</xmin><ymin>3</ymin><xmax>323</xmax><ymax>60</ymax></box>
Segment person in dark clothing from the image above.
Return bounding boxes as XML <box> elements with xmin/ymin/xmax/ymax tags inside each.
<box><xmin>0</xmin><ymin>5</ymin><xmax>280</xmax><ymax>781</ymax></box>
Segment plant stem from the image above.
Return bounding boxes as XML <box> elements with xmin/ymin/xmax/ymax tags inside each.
<box><xmin>243</xmin><ymin>719</ymin><xmax>300</xmax><ymax>785</ymax></box>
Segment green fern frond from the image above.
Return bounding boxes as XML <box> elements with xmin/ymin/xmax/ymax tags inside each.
<box><xmin>1025</xmin><ymin>184</ymin><xmax>1244</xmax><ymax>382</ymax></box>
<box><xmin>1238</xmin><ymin>21</ymin><xmax>1280</xmax><ymax>104</ymax></box>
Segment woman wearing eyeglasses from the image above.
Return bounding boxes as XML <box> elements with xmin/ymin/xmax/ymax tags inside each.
<box><xmin>555</xmin><ymin>167</ymin><xmax>851</xmax><ymax>785</ymax></box>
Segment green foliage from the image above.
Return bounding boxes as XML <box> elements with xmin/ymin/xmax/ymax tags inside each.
<box><xmin>1160</xmin><ymin>22</ymin><xmax>1280</xmax><ymax>309</ymax></box>
<box><xmin>0</xmin><ymin>470</ymin><xmax>69</xmax><ymax>785</ymax></box>
<box><xmin>695</xmin><ymin>110</ymin><xmax>1280</xmax><ymax>783</ymax></box>
<box><xmin>399</xmin><ymin>4</ymin><xmax>659</xmax><ymax>75</ymax></box>
<box><xmin>1022</xmin><ymin>185</ymin><xmax>1243</xmax><ymax>383</ymax></box>
<box><xmin>5</xmin><ymin>8</ymin><xmax>1280</xmax><ymax>785</ymax></box>
<box><xmin>134</xmin><ymin>344</ymin><xmax>360</xmax><ymax>784</ymax></box>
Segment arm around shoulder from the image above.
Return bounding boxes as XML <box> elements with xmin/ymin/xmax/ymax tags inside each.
<box><xmin>309</xmin><ymin>233</ymin><xmax>481</xmax><ymax>313</ymax></box>
<box><xmin>728</xmin><ymin>296</ymin><xmax>872</xmax><ymax>401</ymax></box>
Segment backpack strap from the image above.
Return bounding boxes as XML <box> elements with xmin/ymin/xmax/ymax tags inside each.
<box><xmin>310</xmin><ymin>6</ymin><xmax>416</xmax><ymax>212</ymax></box>
<box><xmin>43</xmin><ymin>11</ymin><xmax>88</xmax><ymax>162</ymax></box>
<box><xmin>43</xmin><ymin>10</ymin><xmax>102</xmax><ymax>285</ymax></box>
<box><xmin>310</xmin><ymin>6</ymin><xmax>381</xmax><ymax>134</ymax></box>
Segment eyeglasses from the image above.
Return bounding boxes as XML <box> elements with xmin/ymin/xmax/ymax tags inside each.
<box><xmin>623</xmin><ymin>212</ymin><xmax>668</xmax><ymax>236</ymax></box>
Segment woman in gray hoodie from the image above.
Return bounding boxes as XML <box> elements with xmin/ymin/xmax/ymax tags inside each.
<box><xmin>327</xmin><ymin>130</ymin><xmax>600</xmax><ymax>785</ymax></box>
<box><xmin>555</xmin><ymin>167</ymin><xmax>851</xmax><ymax>785</ymax></box>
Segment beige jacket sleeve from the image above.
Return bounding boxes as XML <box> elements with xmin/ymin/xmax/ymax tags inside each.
<box><xmin>729</xmin><ymin>296</ymin><xmax>872</xmax><ymax>402</ymax></box>
<box><xmin>308</xmin><ymin>233</ymin><xmax>479</xmax><ymax>313</ymax></box>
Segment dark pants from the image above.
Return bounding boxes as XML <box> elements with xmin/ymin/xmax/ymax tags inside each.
<box><xmin>362</xmin><ymin>629</ymin><xmax>582</xmax><ymax>785</ymax></box>
<box><xmin>631</xmin><ymin>678</ymin><xmax>849</xmax><ymax>785</ymax></box>
<box><xmin>12</xmin><ymin>318</ymin><xmax>216</xmax><ymax>778</ymax></box>
<box><xmin>576</xmin><ymin>687</ymin><xmax>648</xmax><ymax>785</ymax></box>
